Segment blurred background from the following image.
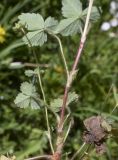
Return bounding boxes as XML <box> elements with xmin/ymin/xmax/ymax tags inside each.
<box><xmin>0</xmin><ymin>0</ymin><xmax>118</xmax><ymax>159</ymax></box>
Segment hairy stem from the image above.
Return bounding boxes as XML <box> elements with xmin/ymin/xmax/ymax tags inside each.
<box><xmin>58</xmin><ymin>0</ymin><xmax>94</xmax><ymax>132</ymax></box>
<box><xmin>53</xmin><ymin>0</ymin><xmax>94</xmax><ymax>159</ymax></box>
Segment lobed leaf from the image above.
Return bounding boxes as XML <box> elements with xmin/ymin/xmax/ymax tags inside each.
<box><xmin>56</xmin><ymin>0</ymin><xmax>100</xmax><ymax>36</ymax></box>
<box><xmin>18</xmin><ymin>13</ymin><xmax>44</xmax><ymax>30</ymax></box>
<box><xmin>18</xmin><ymin>13</ymin><xmax>58</xmax><ymax>46</ymax></box>
<box><xmin>50</xmin><ymin>92</ymin><xmax>79</xmax><ymax>112</ymax></box>
<box><xmin>23</xmin><ymin>30</ymin><xmax>47</xmax><ymax>46</ymax></box>
<box><xmin>20</xmin><ymin>82</ymin><xmax>36</xmax><ymax>96</ymax></box>
<box><xmin>82</xmin><ymin>7</ymin><xmax>101</xmax><ymax>22</ymax></box>
<box><xmin>50</xmin><ymin>97</ymin><xmax>62</xmax><ymax>112</ymax></box>
<box><xmin>62</xmin><ymin>0</ymin><xmax>82</xmax><ymax>18</ymax></box>
<box><xmin>55</xmin><ymin>18</ymin><xmax>82</xmax><ymax>36</ymax></box>
<box><xmin>14</xmin><ymin>93</ymin><xmax>30</xmax><ymax>108</ymax></box>
<box><xmin>67</xmin><ymin>92</ymin><xmax>79</xmax><ymax>104</ymax></box>
<box><xmin>45</xmin><ymin>17</ymin><xmax>58</xmax><ymax>31</ymax></box>
<box><xmin>14</xmin><ymin>82</ymin><xmax>40</xmax><ymax>109</ymax></box>
<box><xmin>25</xmin><ymin>70</ymin><xmax>35</xmax><ymax>77</ymax></box>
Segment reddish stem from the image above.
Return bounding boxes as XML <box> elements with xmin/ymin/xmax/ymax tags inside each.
<box><xmin>58</xmin><ymin>86</ymin><xmax>69</xmax><ymax>132</ymax></box>
<box><xmin>51</xmin><ymin>39</ymin><xmax>85</xmax><ymax>160</ymax></box>
<box><xmin>58</xmin><ymin>40</ymin><xmax>85</xmax><ymax>132</ymax></box>
<box><xmin>72</xmin><ymin>41</ymin><xmax>84</xmax><ymax>71</ymax></box>
<box><xmin>52</xmin><ymin>0</ymin><xmax>94</xmax><ymax>158</ymax></box>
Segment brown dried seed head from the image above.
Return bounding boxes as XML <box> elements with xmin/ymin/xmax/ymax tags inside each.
<box><xmin>83</xmin><ymin>116</ymin><xmax>111</xmax><ymax>154</ymax></box>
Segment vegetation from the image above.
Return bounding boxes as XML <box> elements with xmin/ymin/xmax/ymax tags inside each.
<box><xmin>0</xmin><ymin>0</ymin><xmax>117</xmax><ymax>160</ymax></box>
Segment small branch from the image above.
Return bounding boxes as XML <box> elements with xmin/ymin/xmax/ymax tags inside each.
<box><xmin>63</xmin><ymin>119</ymin><xmax>73</xmax><ymax>143</ymax></box>
<box><xmin>53</xmin><ymin>34</ymin><xmax>69</xmax><ymax>78</ymax></box>
<box><xmin>47</xmin><ymin>30</ymin><xmax>69</xmax><ymax>79</ymax></box>
<box><xmin>36</xmin><ymin>56</ymin><xmax>54</xmax><ymax>155</ymax></box>
<box><xmin>25</xmin><ymin>155</ymin><xmax>52</xmax><ymax>160</ymax></box>
<box><xmin>37</xmin><ymin>70</ymin><xmax>46</xmax><ymax>102</ymax></box>
<box><xmin>21</xmin><ymin>28</ymin><xmax>54</xmax><ymax>154</ymax></box>
<box><xmin>70</xmin><ymin>143</ymin><xmax>86</xmax><ymax>160</ymax></box>
<box><xmin>111</xmin><ymin>104</ymin><xmax>118</xmax><ymax>114</ymax></box>
<box><xmin>111</xmin><ymin>84</ymin><xmax>118</xmax><ymax>113</ymax></box>
<box><xmin>79</xmin><ymin>144</ymin><xmax>92</xmax><ymax>160</ymax></box>
<box><xmin>24</xmin><ymin>62</ymin><xmax>50</xmax><ymax>68</ymax></box>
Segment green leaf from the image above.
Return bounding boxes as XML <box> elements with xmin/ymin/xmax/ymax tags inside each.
<box><xmin>14</xmin><ymin>93</ymin><xmax>30</xmax><ymax>108</ymax></box>
<box><xmin>55</xmin><ymin>18</ymin><xmax>82</xmax><ymax>36</ymax></box>
<box><xmin>68</xmin><ymin>92</ymin><xmax>79</xmax><ymax>104</ymax></box>
<box><xmin>18</xmin><ymin>13</ymin><xmax>46</xmax><ymax>46</ymax></box>
<box><xmin>18</xmin><ymin>13</ymin><xmax>44</xmax><ymax>30</ymax></box>
<box><xmin>50</xmin><ymin>97</ymin><xmax>63</xmax><ymax>112</ymax></box>
<box><xmin>45</xmin><ymin>17</ymin><xmax>58</xmax><ymax>31</ymax></box>
<box><xmin>14</xmin><ymin>82</ymin><xmax>40</xmax><ymax>109</ymax></box>
<box><xmin>56</xmin><ymin>0</ymin><xmax>100</xmax><ymax>36</ymax></box>
<box><xmin>23</xmin><ymin>30</ymin><xmax>47</xmax><ymax>46</ymax></box>
<box><xmin>20</xmin><ymin>82</ymin><xmax>36</xmax><ymax>96</ymax></box>
<box><xmin>25</xmin><ymin>70</ymin><xmax>35</xmax><ymax>77</ymax></box>
<box><xmin>56</xmin><ymin>0</ymin><xmax>83</xmax><ymax>36</ymax></box>
<box><xmin>82</xmin><ymin>7</ymin><xmax>100</xmax><ymax>22</ymax></box>
<box><xmin>62</xmin><ymin>0</ymin><xmax>82</xmax><ymax>18</ymax></box>
<box><xmin>18</xmin><ymin>14</ymin><xmax>58</xmax><ymax>46</ymax></box>
<box><xmin>50</xmin><ymin>92</ymin><xmax>79</xmax><ymax>112</ymax></box>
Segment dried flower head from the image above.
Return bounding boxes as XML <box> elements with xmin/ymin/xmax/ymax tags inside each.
<box><xmin>83</xmin><ymin>116</ymin><xmax>112</xmax><ymax>154</ymax></box>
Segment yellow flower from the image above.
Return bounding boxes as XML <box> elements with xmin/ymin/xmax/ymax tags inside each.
<box><xmin>0</xmin><ymin>26</ymin><xmax>6</xmax><ymax>43</ymax></box>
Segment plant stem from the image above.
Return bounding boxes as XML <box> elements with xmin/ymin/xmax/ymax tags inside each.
<box><xmin>36</xmin><ymin>65</ymin><xmax>54</xmax><ymax>154</ymax></box>
<box><xmin>79</xmin><ymin>144</ymin><xmax>92</xmax><ymax>160</ymax></box>
<box><xmin>21</xmin><ymin>28</ymin><xmax>54</xmax><ymax>154</ymax></box>
<box><xmin>58</xmin><ymin>0</ymin><xmax>94</xmax><ymax>132</ymax></box>
<box><xmin>111</xmin><ymin>104</ymin><xmax>118</xmax><ymax>114</ymax></box>
<box><xmin>47</xmin><ymin>30</ymin><xmax>69</xmax><ymax>79</ymax></box>
<box><xmin>24</xmin><ymin>62</ymin><xmax>50</xmax><ymax>68</ymax></box>
<box><xmin>63</xmin><ymin>119</ymin><xmax>72</xmax><ymax>143</ymax></box>
<box><xmin>53</xmin><ymin>0</ymin><xmax>94</xmax><ymax>159</ymax></box>
<box><xmin>53</xmin><ymin>34</ymin><xmax>69</xmax><ymax>78</ymax></box>
<box><xmin>37</xmin><ymin>69</ymin><xmax>54</xmax><ymax>154</ymax></box>
<box><xmin>111</xmin><ymin>85</ymin><xmax>118</xmax><ymax>113</ymax></box>
<box><xmin>25</xmin><ymin>155</ymin><xmax>52</xmax><ymax>160</ymax></box>
<box><xmin>70</xmin><ymin>143</ymin><xmax>86</xmax><ymax>160</ymax></box>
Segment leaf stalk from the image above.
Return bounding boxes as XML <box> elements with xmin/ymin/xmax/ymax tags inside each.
<box><xmin>21</xmin><ymin>28</ymin><xmax>54</xmax><ymax>154</ymax></box>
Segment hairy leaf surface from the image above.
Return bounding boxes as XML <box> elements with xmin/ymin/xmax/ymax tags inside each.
<box><xmin>18</xmin><ymin>13</ymin><xmax>44</xmax><ymax>30</ymax></box>
<box><xmin>56</xmin><ymin>0</ymin><xmax>100</xmax><ymax>36</ymax></box>
<box><xmin>45</xmin><ymin>17</ymin><xmax>58</xmax><ymax>31</ymax></box>
<box><xmin>62</xmin><ymin>0</ymin><xmax>82</xmax><ymax>18</ymax></box>
<box><xmin>14</xmin><ymin>82</ymin><xmax>40</xmax><ymax>109</ymax></box>
<box><xmin>55</xmin><ymin>18</ymin><xmax>82</xmax><ymax>36</ymax></box>
<box><xmin>50</xmin><ymin>92</ymin><xmax>79</xmax><ymax>112</ymax></box>
<box><xmin>82</xmin><ymin>7</ymin><xmax>100</xmax><ymax>22</ymax></box>
<box><xmin>25</xmin><ymin>70</ymin><xmax>35</xmax><ymax>77</ymax></box>
<box><xmin>23</xmin><ymin>31</ymin><xmax>47</xmax><ymax>46</ymax></box>
<box><xmin>18</xmin><ymin>13</ymin><xmax>58</xmax><ymax>46</ymax></box>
